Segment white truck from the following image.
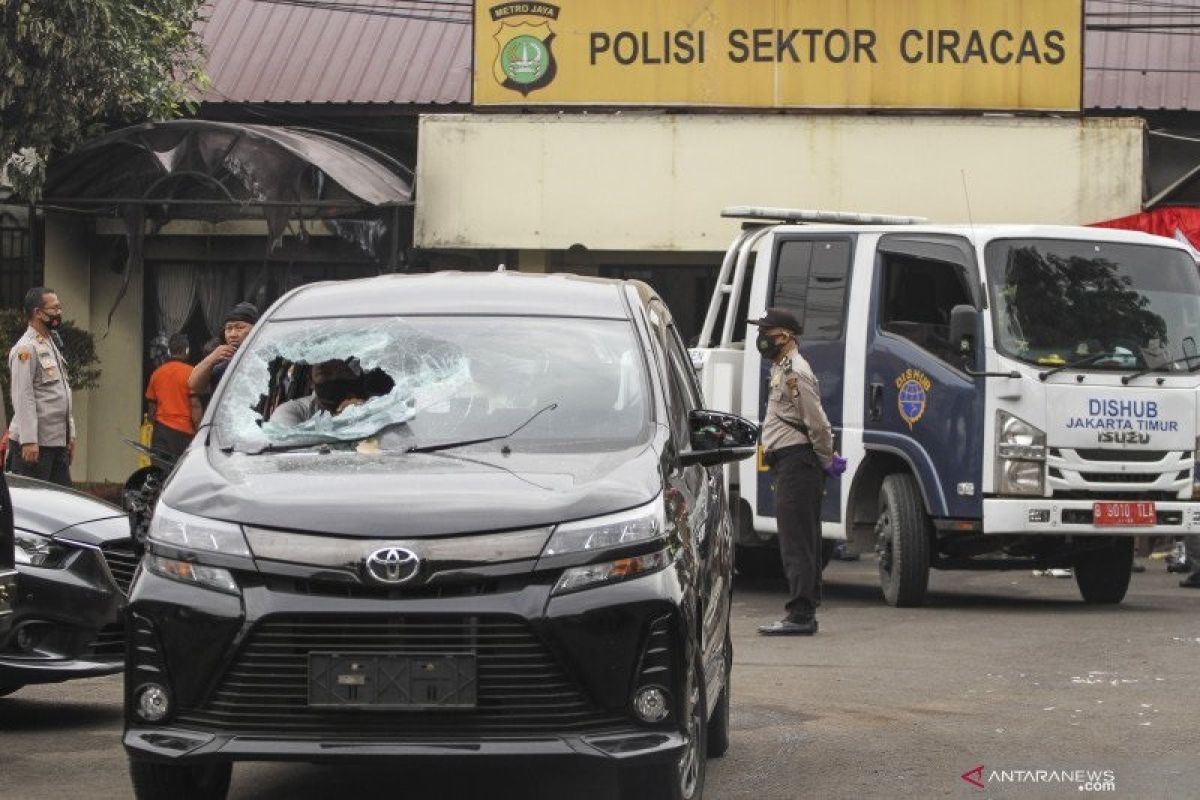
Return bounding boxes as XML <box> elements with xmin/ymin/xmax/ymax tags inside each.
<box><xmin>693</xmin><ymin>207</ymin><xmax>1200</xmax><ymax>606</ymax></box>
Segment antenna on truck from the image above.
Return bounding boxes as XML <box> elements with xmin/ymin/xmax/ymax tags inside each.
<box><xmin>720</xmin><ymin>206</ymin><xmax>927</xmax><ymax>225</ymax></box>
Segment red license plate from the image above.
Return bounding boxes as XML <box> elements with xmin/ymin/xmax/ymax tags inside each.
<box><xmin>1093</xmin><ymin>501</ymin><xmax>1156</xmax><ymax>527</ymax></box>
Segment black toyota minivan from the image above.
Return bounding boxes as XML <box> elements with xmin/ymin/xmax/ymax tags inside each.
<box><xmin>123</xmin><ymin>272</ymin><xmax>758</xmax><ymax>800</ymax></box>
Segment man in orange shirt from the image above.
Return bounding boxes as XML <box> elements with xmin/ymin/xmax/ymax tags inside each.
<box><xmin>144</xmin><ymin>334</ymin><xmax>197</xmax><ymax>460</ymax></box>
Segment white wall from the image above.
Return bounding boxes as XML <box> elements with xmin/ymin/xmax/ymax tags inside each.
<box><xmin>415</xmin><ymin>114</ymin><xmax>1144</xmax><ymax>252</ymax></box>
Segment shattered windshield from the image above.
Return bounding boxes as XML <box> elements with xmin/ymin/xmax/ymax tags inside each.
<box><xmin>985</xmin><ymin>238</ymin><xmax>1200</xmax><ymax>370</ymax></box>
<box><xmin>212</xmin><ymin>316</ymin><xmax>652</xmax><ymax>454</ymax></box>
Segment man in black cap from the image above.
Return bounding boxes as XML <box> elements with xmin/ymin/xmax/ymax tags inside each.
<box><xmin>187</xmin><ymin>301</ymin><xmax>259</xmax><ymax>397</ymax></box>
<box><xmin>750</xmin><ymin>307</ymin><xmax>840</xmax><ymax>636</ymax></box>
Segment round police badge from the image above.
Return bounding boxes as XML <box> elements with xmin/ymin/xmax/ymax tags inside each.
<box><xmin>501</xmin><ymin>35</ymin><xmax>551</xmax><ymax>86</ymax></box>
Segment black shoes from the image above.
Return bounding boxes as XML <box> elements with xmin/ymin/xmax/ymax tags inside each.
<box><xmin>757</xmin><ymin>617</ymin><xmax>819</xmax><ymax>636</ymax></box>
<box><xmin>1179</xmin><ymin>573</ymin><xmax>1200</xmax><ymax>589</ymax></box>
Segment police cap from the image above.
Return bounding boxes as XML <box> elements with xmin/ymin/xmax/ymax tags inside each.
<box><xmin>748</xmin><ymin>307</ymin><xmax>802</xmax><ymax>335</ymax></box>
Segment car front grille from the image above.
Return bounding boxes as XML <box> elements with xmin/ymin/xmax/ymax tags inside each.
<box><xmin>85</xmin><ymin>622</ymin><xmax>126</xmax><ymax>658</ymax></box>
<box><xmin>175</xmin><ymin>614</ymin><xmax>631</xmax><ymax>738</ymax></box>
<box><xmin>100</xmin><ymin>541</ymin><xmax>139</xmax><ymax>595</ymax></box>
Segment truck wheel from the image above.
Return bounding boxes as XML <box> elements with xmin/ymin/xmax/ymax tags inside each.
<box><xmin>1074</xmin><ymin>538</ymin><xmax>1134</xmax><ymax>604</ymax></box>
<box><xmin>821</xmin><ymin>539</ymin><xmax>836</xmax><ymax>570</ymax></box>
<box><xmin>128</xmin><ymin>759</ymin><xmax>231</xmax><ymax>800</ymax></box>
<box><xmin>875</xmin><ymin>473</ymin><xmax>931</xmax><ymax>607</ymax></box>
<box><xmin>734</xmin><ymin>544</ymin><xmax>781</xmax><ymax>579</ymax></box>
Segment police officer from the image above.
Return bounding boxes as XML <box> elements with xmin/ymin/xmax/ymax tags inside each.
<box><xmin>751</xmin><ymin>308</ymin><xmax>840</xmax><ymax>636</ymax></box>
<box><xmin>7</xmin><ymin>287</ymin><xmax>75</xmax><ymax>486</ymax></box>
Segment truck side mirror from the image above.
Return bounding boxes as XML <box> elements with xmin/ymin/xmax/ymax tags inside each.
<box><xmin>949</xmin><ymin>305</ymin><xmax>979</xmax><ymax>361</ymax></box>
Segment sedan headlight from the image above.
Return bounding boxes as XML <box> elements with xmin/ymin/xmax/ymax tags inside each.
<box><xmin>14</xmin><ymin>530</ymin><xmax>69</xmax><ymax>568</ymax></box>
<box><xmin>996</xmin><ymin>411</ymin><xmax>1046</xmax><ymax>496</ymax></box>
<box><xmin>147</xmin><ymin>504</ymin><xmax>250</xmax><ymax>556</ymax></box>
<box><xmin>542</xmin><ymin>498</ymin><xmax>666</xmax><ymax>556</ymax></box>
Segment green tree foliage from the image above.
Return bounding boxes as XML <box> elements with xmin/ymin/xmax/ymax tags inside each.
<box><xmin>0</xmin><ymin>0</ymin><xmax>207</xmax><ymax>200</ymax></box>
<box><xmin>0</xmin><ymin>307</ymin><xmax>101</xmax><ymax>422</ymax></box>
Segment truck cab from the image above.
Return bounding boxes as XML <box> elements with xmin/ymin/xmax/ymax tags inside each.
<box><xmin>694</xmin><ymin>206</ymin><xmax>1200</xmax><ymax>606</ymax></box>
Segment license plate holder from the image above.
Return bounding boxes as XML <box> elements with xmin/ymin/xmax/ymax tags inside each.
<box><xmin>307</xmin><ymin>652</ymin><xmax>478</xmax><ymax>709</ymax></box>
<box><xmin>1092</xmin><ymin>501</ymin><xmax>1156</xmax><ymax>527</ymax></box>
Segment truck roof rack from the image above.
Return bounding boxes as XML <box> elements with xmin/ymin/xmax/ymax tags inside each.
<box><xmin>721</xmin><ymin>206</ymin><xmax>927</xmax><ymax>225</ymax></box>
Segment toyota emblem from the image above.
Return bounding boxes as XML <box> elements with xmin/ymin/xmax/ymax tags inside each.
<box><xmin>364</xmin><ymin>547</ymin><xmax>420</xmax><ymax>585</ymax></box>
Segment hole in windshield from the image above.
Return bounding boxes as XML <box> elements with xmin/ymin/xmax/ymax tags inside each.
<box><xmin>213</xmin><ymin>316</ymin><xmax>652</xmax><ymax>455</ymax></box>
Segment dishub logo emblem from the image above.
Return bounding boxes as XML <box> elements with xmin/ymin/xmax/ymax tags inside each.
<box><xmin>895</xmin><ymin>367</ymin><xmax>932</xmax><ymax>430</ymax></box>
<box><xmin>490</xmin><ymin>3</ymin><xmax>560</xmax><ymax>96</ymax></box>
<box><xmin>365</xmin><ymin>547</ymin><xmax>420</xmax><ymax>585</ymax></box>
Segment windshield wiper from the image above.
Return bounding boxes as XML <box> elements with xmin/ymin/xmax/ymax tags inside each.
<box><xmin>405</xmin><ymin>403</ymin><xmax>559</xmax><ymax>455</ymax></box>
<box><xmin>1037</xmin><ymin>351</ymin><xmax>1125</xmax><ymax>381</ymax></box>
<box><xmin>244</xmin><ymin>439</ymin><xmax>338</xmax><ymax>455</ymax></box>
<box><xmin>1121</xmin><ymin>354</ymin><xmax>1200</xmax><ymax>384</ymax></box>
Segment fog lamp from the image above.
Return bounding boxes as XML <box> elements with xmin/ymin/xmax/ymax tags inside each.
<box><xmin>633</xmin><ymin>686</ymin><xmax>670</xmax><ymax>723</ymax></box>
<box><xmin>136</xmin><ymin>684</ymin><xmax>171</xmax><ymax>723</ymax></box>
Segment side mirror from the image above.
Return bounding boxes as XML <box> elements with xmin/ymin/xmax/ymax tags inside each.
<box><xmin>949</xmin><ymin>304</ymin><xmax>979</xmax><ymax>361</ymax></box>
<box><xmin>680</xmin><ymin>410</ymin><xmax>760</xmax><ymax>467</ymax></box>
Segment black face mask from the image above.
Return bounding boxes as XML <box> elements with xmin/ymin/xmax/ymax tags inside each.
<box><xmin>40</xmin><ymin>311</ymin><xmax>62</xmax><ymax>330</ymax></box>
<box><xmin>756</xmin><ymin>332</ymin><xmax>784</xmax><ymax>361</ymax></box>
<box><xmin>314</xmin><ymin>378</ymin><xmax>363</xmax><ymax>410</ymax></box>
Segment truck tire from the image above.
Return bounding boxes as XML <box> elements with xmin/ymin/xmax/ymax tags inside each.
<box><xmin>1074</xmin><ymin>538</ymin><xmax>1134</xmax><ymax>604</ymax></box>
<box><xmin>734</xmin><ymin>544</ymin><xmax>781</xmax><ymax>579</ymax></box>
<box><xmin>128</xmin><ymin>759</ymin><xmax>231</xmax><ymax>800</ymax></box>
<box><xmin>821</xmin><ymin>538</ymin><xmax>836</xmax><ymax>570</ymax></box>
<box><xmin>875</xmin><ymin>473</ymin><xmax>932</xmax><ymax>607</ymax></box>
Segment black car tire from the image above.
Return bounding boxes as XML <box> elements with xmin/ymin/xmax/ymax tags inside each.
<box><xmin>876</xmin><ymin>473</ymin><xmax>931</xmax><ymax>608</ymax></box>
<box><xmin>705</xmin><ymin>624</ymin><xmax>732</xmax><ymax>759</ymax></box>
<box><xmin>0</xmin><ymin>684</ymin><xmax>22</xmax><ymax>698</ymax></box>
<box><xmin>128</xmin><ymin>758</ymin><xmax>232</xmax><ymax>800</ymax></box>
<box><xmin>1074</xmin><ymin>538</ymin><xmax>1134</xmax><ymax>604</ymax></box>
<box><xmin>820</xmin><ymin>538</ymin><xmax>836</xmax><ymax>570</ymax></box>
<box><xmin>622</xmin><ymin>651</ymin><xmax>707</xmax><ymax>800</ymax></box>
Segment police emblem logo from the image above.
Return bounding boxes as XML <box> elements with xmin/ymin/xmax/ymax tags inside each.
<box><xmin>490</xmin><ymin>3</ymin><xmax>560</xmax><ymax>96</ymax></box>
<box><xmin>894</xmin><ymin>368</ymin><xmax>932</xmax><ymax>430</ymax></box>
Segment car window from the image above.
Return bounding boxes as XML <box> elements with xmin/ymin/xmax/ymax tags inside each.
<box><xmin>213</xmin><ymin>316</ymin><xmax>652</xmax><ymax>455</ymax></box>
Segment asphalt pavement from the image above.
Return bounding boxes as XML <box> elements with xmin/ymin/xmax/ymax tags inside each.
<box><xmin>2</xmin><ymin>560</ymin><xmax>1198</xmax><ymax>799</ymax></box>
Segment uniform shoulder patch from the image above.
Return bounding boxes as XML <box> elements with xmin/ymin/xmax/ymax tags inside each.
<box><xmin>16</xmin><ymin>349</ymin><xmax>30</xmax><ymax>362</ymax></box>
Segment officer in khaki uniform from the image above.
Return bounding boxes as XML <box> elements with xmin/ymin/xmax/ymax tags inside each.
<box><xmin>7</xmin><ymin>287</ymin><xmax>75</xmax><ymax>487</ymax></box>
<box><xmin>750</xmin><ymin>308</ymin><xmax>841</xmax><ymax>636</ymax></box>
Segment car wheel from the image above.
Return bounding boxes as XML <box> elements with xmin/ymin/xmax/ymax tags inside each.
<box><xmin>622</xmin><ymin>650</ymin><xmax>707</xmax><ymax>799</ymax></box>
<box><xmin>875</xmin><ymin>473</ymin><xmax>931</xmax><ymax>607</ymax></box>
<box><xmin>0</xmin><ymin>684</ymin><xmax>23</xmax><ymax>698</ymax></box>
<box><xmin>1074</xmin><ymin>538</ymin><xmax>1134</xmax><ymax>604</ymax></box>
<box><xmin>128</xmin><ymin>758</ymin><xmax>231</xmax><ymax>800</ymax></box>
<box><xmin>705</xmin><ymin>623</ymin><xmax>732</xmax><ymax>759</ymax></box>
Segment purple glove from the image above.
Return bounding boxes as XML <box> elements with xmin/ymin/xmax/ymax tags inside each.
<box><xmin>824</xmin><ymin>454</ymin><xmax>848</xmax><ymax>478</ymax></box>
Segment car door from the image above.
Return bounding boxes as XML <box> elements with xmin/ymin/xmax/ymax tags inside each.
<box><xmin>757</xmin><ymin>235</ymin><xmax>854</xmax><ymax>524</ymax></box>
<box><xmin>863</xmin><ymin>234</ymin><xmax>986</xmax><ymax>520</ymax></box>
<box><xmin>649</xmin><ymin>300</ymin><xmax>729</xmax><ymax>695</ymax></box>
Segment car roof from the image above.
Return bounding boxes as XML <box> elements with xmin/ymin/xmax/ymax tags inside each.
<box><xmin>269</xmin><ymin>271</ymin><xmax>634</xmax><ymax>321</ymax></box>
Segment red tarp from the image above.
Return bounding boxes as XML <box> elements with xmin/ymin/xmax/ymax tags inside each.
<box><xmin>1091</xmin><ymin>207</ymin><xmax>1200</xmax><ymax>259</ymax></box>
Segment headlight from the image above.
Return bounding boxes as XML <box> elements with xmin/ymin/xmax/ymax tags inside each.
<box><xmin>147</xmin><ymin>504</ymin><xmax>250</xmax><ymax>556</ymax></box>
<box><xmin>14</xmin><ymin>531</ymin><xmax>69</xmax><ymax>568</ymax></box>
<box><xmin>543</xmin><ymin>498</ymin><xmax>665</xmax><ymax>556</ymax></box>
<box><xmin>552</xmin><ymin>549</ymin><xmax>671</xmax><ymax>595</ymax></box>
<box><xmin>146</xmin><ymin>555</ymin><xmax>239</xmax><ymax>595</ymax></box>
<box><xmin>996</xmin><ymin>411</ymin><xmax>1045</xmax><ymax>496</ymax></box>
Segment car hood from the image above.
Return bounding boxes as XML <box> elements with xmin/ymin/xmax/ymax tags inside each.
<box><xmin>161</xmin><ymin>436</ymin><xmax>666</xmax><ymax>537</ymax></box>
<box><xmin>9</xmin><ymin>475</ymin><xmax>128</xmax><ymax>541</ymax></box>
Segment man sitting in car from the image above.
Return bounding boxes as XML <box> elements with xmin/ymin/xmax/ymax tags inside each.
<box><xmin>269</xmin><ymin>359</ymin><xmax>369</xmax><ymax>425</ymax></box>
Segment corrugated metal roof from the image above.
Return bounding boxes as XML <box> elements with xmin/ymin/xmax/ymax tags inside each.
<box><xmin>198</xmin><ymin>0</ymin><xmax>472</xmax><ymax>105</ymax></box>
<box><xmin>1086</xmin><ymin>0</ymin><xmax>1200</xmax><ymax>110</ymax></box>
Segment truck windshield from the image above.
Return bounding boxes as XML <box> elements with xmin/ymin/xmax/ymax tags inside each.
<box><xmin>984</xmin><ymin>238</ymin><xmax>1200</xmax><ymax>371</ymax></box>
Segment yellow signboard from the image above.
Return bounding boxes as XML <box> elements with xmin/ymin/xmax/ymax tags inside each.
<box><xmin>473</xmin><ymin>0</ymin><xmax>1081</xmax><ymax>110</ymax></box>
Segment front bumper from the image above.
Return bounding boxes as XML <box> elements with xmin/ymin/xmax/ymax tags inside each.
<box><xmin>0</xmin><ymin>544</ymin><xmax>127</xmax><ymax>687</ymax></box>
<box><xmin>124</xmin><ymin>564</ymin><xmax>692</xmax><ymax>767</ymax></box>
<box><xmin>984</xmin><ymin>497</ymin><xmax>1200</xmax><ymax>535</ymax></box>
<box><xmin>124</xmin><ymin>726</ymin><xmax>684</xmax><ymax>767</ymax></box>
